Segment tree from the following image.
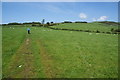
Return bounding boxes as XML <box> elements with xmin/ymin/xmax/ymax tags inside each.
<box><xmin>51</xmin><ymin>22</ymin><xmax>54</xmax><ymax>24</ymax></box>
<box><xmin>63</xmin><ymin>21</ymin><xmax>72</xmax><ymax>23</ymax></box>
<box><xmin>8</xmin><ymin>22</ymin><xmax>22</xmax><ymax>25</ymax></box>
<box><xmin>47</xmin><ymin>22</ymin><xmax>50</xmax><ymax>26</ymax></box>
<box><xmin>111</xmin><ymin>28</ymin><xmax>114</xmax><ymax>32</ymax></box>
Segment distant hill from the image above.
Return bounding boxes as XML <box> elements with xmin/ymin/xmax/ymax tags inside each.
<box><xmin>93</xmin><ymin>21</ymin><xmax>119</xmax><ymax>26</ymax></box>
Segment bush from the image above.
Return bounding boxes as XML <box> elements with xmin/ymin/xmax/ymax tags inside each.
<box><xmin>32</xmin><ymin>24</ymin><xmax>37</xmax><ymax>26</ymax></box>
<box><xmin>84</xmin><ymin>30</ymin><xmax>90</xmax><ymax>32</ymax></box>
<box><xmin>2</xmin><ymin>24</ymin><xmax>7</xmax><ymax>26</ymax></box>
<box><xmin>23</xmin><ymin>22</ymin><xmax>32</xmax><ymax>24</ymax></box>
<box><xmin>32</xmin><ymin>22</ymin><xmax>41</xmax><ymax>24</ymax></box>
<box><xmin>8</xmin><ymin>22</ymin><xmax>22</xmax><ymax>25</ymax></box>
<box><xmin>51</xmin><ymin>22</ymin><xmax>54</xmax><ymax>24</ymax></box>
<box><xmin>112</xmin><ymin>32</ymin><xmax>117</xmax><ymax>34</ymax></box>
<box><xmin>114</xmin><ymin>29</ymin><xmax>120</xmax><ymax>32</ymax></box>
<box><xmin>96</xmin><ymin>30</ymin><xmax>100</xmax><ymax>33</ymax></box>
<box><xmin>106</xmin><ymin>32</ymin><xmax>111</xmax><ymax>34</ymax></box>
<box><xmin>111</xmin><ymin>28</ymin><xmax>114</xmax><ymax>32</ymax></box>
<box><xmin>63</xmin><ymin>21</ymin><xmax>72</xmax><ymax>23</ymax></box>
<box><xmin>75</xmin><ymin>21</ymin><xmax>87</xmax><ymax>23</ymax></box>
<box><xmin>47</xmin><ymin>22</ymin><xmax>50</xmax><ymax>25</ymax></box>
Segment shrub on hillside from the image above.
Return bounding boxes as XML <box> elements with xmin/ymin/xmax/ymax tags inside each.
<box><xmin>111</xmin><ymin>28</ymin><xmax>114</xmax><ymax>32</ymax></box>
<box><xmin>32</xmin><ymin>24</ymin><xmax>37</xmax><ymax>26</ymax></box>
<box><xmin>96</xmin><ymin>30</ymin><xmax>100</xmax><ymax>33</ymax></box>
<box><xmin>114</xmin><ymin>29</ymin><xmax>120</xmax><ymax>32</ymax></box>
<box><xmin>106</xmin><ymin>32</ymin><xmax>111</xmax><ymax>34</ymax></box>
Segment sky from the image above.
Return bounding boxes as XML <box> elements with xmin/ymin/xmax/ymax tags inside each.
<box><xmin>2</xmin><ymin>2</ymin><xmax>118</xmax><ymax>24</ymax></box>
<box><xmin>2</xmin><ymin>0</ymin><xmax>120</xmax><ymax>2</ymax></box>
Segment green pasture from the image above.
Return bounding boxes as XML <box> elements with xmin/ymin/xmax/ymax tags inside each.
<box><xmin>0</xmin><ymin>26</ymin><xmax>2</xmax><ymax>79</ymax></box>
<box><xmin>2</xmin><ymin>24</ymin><xmax>118</xmax><ymax>78</ymax></box>
<box><xmin>50</xmin><ymin>23</ymin><xmax>118</xmax><ymax>32</ymax></box>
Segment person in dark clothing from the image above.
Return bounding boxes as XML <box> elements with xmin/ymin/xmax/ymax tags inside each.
<box><xmin>27</xmin><ymin>28</ymin><xmax>31</xmax><ymax>34</ymax></box>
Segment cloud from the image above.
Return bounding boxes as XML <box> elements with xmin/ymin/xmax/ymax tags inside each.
<box><xmin>79</xmin><ymin>13</ymin><xmax>87</xmax><ymax>19</ymax></box>
<box><xmin>97</xmin><ymin>16</ymin><xmax>108</xmax><ymax>21</ymax></box>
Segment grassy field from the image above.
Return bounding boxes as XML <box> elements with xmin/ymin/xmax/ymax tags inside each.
<box><xmin>0</xmin><ymin>26</ymin><xmax>2</xmax><ymax>79</ymax></box>
<box><xmin>2</xmin><ymin>23</ymin><xmax>118</xmax><ymax>78</ymax></box>
<box><xmin>50</xmin><ymin>23</ymin><xmax>118</xmax><ymax>32</ymax></box>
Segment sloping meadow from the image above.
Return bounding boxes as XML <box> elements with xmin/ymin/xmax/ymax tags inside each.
<box><xmin>2</xmin><ymin>24</ymin><xmax>118</xmax><ymax>78</ymax></box>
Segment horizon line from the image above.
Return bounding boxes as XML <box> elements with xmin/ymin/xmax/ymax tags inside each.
<box><xmin>1</xmin><ymin>21</ymin><xmax>119</xmax><ymax>24</ymax></box>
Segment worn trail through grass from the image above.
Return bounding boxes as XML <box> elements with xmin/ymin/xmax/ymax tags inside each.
<box><xmin>3</xmin><ymin>26</ymin><xmax>118</xmax><ymax>78</ymax></box>
<box><xmin>3</xmin><ymin>34</ymin><xmax>37</xmax><ymax>78</ymax></box>
<box><xmin>37</xmin><ymin>40</ymin><xmax>56</xmax><ymax>78</ymax></box>
<box><xmin>3</xmin><ymin>33</ymin><xmax>56</xmax><ymax>78</ymax></box>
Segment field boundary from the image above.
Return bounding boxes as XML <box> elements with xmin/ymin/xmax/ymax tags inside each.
<box><xmin>43</xmin><ymin>26</ymin><xmax>120</xmax><ymax>34</ymax></box>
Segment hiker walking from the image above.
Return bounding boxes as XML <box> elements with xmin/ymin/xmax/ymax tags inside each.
<box><xmin>27</xmin><ymin>28</ymin><xmax>31</xmax><ymax>34</ymax></box>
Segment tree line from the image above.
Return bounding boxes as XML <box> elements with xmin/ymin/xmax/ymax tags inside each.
<box><xmin>2</xmin><ymin>21</ymin><xmax>120</xmax><ymax>34</ymax></box>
